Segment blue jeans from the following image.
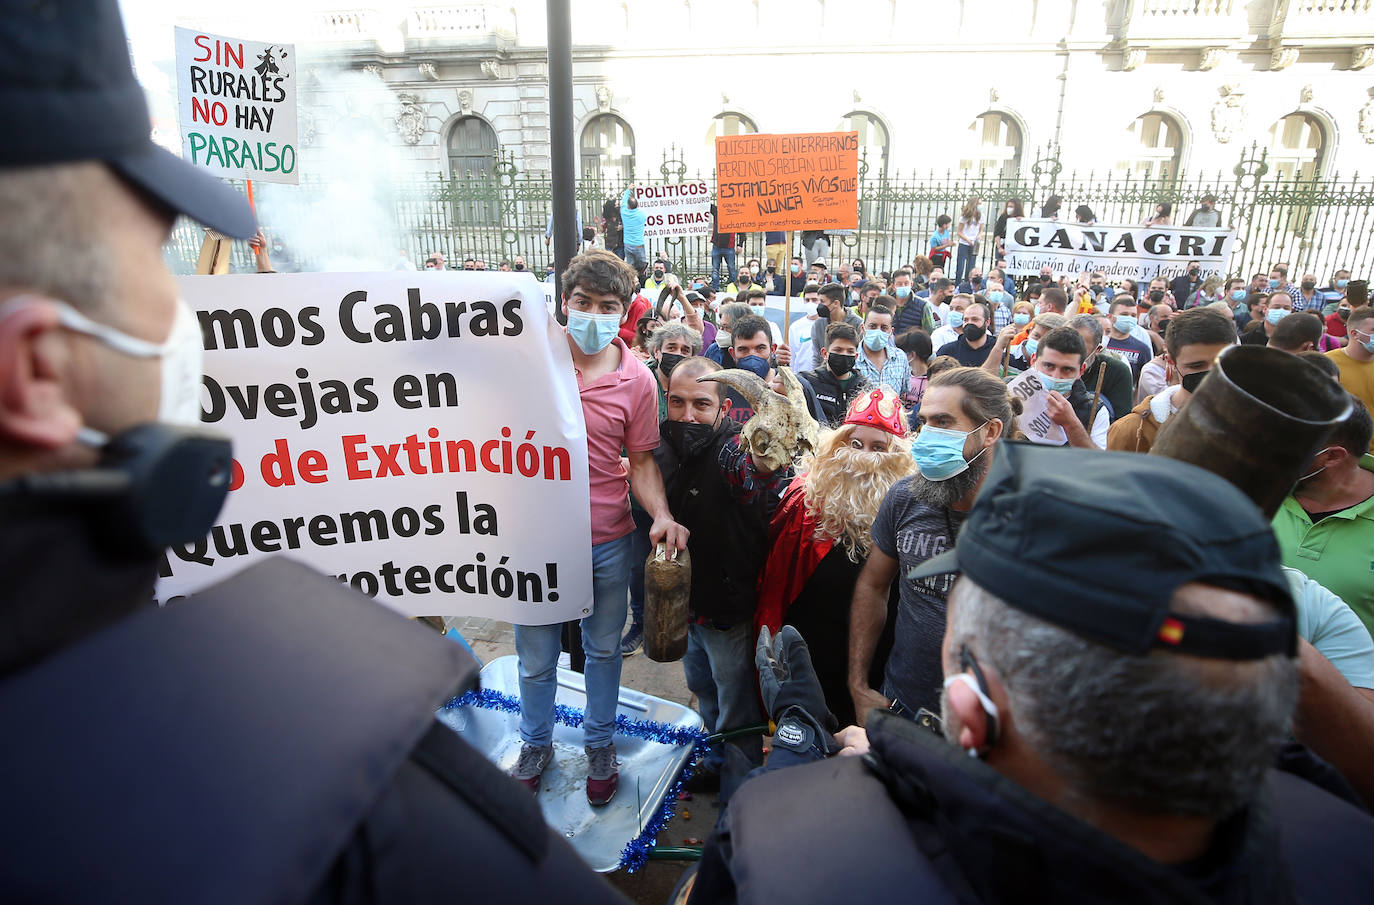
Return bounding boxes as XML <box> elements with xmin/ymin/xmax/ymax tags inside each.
<box><xmin>625</xmin><ymin>244</ymin><xmax>647</xmax><ymax>272</ymax></box>
<box><xmin>627</xmin><ymin>507</ymin><xmax>653</xmax><ymax>631</ymax></box>
<box><xmin>516</xmin><ymin>534</ymin><xmax>632</xmax><ymax>749</ymax></box>
<box><xmin>683</xmin><ymin>621</ymin><xmax>765</xmax><ymax>783</ymax></box>
<box><xmin>710</xmin><ymin>246</ymin><xmax>737</xmax><ymax>291</ymax></box>
<box><xmin>955</xmin><ymin>242</ymin><xmax>977</xmax><ymax>282</ymax></box>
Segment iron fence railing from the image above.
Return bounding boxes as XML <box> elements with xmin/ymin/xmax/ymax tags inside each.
<box><xmin>165</xmin><ymin>143</ymin><xmax>1374</xmax><ymax>285</ymax></box>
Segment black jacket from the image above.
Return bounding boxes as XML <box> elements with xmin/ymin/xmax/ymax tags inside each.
<box><xmin>654</xmin><ymin>422</ymin><xmax>783</xmax><ymax>626</ymax></box>
<box><xmin>691</xmin><ymin>710</ymin><xmax>1374</xmax><ymax>905</ymax></box>
<box><xmin>799</xmin><ymin>366</ymin><xmax>869</xmax><ymax>427</ymax></box>
<box><xmin>0</xmin><ymin>502</ymin><xmax>625</xmax><ymax>905</ymax></box>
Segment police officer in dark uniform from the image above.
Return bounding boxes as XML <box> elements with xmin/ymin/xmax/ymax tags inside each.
<box><xmin>690</xmin><ymin>445</ymin><xmax>1374</xmax><ymax>905</ymax></box>
<box><xmin>0</xmin><ymin>4</ymin><xmax>623</xmax><ymax>902</ymax></box>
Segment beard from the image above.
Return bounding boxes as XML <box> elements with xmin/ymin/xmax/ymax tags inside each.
<box><xmin>805</xmin><ymin>444</ymin><xmax>915</xmax><ymax>559</ymax></box>
<box><xmin>909</xmin><ymin>445</ymin><xmax>991</xmax><ymax>509</ymax></box>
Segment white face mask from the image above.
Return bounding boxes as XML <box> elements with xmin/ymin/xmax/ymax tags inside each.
<box><xmin>48</xmin><ymin>299</ymin><xmax>205</xmax><ymax>445</ymax></box>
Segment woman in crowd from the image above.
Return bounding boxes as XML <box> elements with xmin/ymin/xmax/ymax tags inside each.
<box><xmin>754</xmin><ymin>387</ymin><xmax>914</xmax><ymax>726</ymax></box>
<box><xmin>993</xmin><ymin>197</ymin><xmax>1023</xmax><ymax>257</ymax></box>
<box><xmin>894</xmin><ymin>329</ymin><xmax>933</xmax><ymax>412</ymax></box>
<box><xmin>955</xmin><ymin>196</ymin><xmax>983</xmax><ymax>283</ymax></box>
<box><xmin>1074</xmin><ymin>204</ymin><xmax>1096</xmax><ymax>225</ymax></box>
<box><xmin>1144</xmin><ymin>202</ymin><xmax>1172</xmax><ymax>226</ymax></box>
<box><xmin>1040</xmin><ymin>194</ymin><xmax>1063</xmax><ymax>219</ymax></box>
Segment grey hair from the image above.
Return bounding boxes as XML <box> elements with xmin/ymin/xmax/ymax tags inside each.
<box><xmin>945</xmin><ymin>577</ymin><xmax>1297</xmax><ymax>819</ymax></box>
<box><xmin>0</xmin><ymin>163</ymin><xmax>116</xmax><ymax>315</ymax></box>
<box><xmin>647</xmin><ymin>322</ymin><xmax>703</xmax><ymax>356</ymax></box>
<box><xmin>719</xmin><ymin>302</ymin><xmax>752</xmax><ymax>327</ymax></box>
<box><xmin>1069</xmin><ymin>313</ymin><xmax>1103</xmax><ymax>347</ymax></box>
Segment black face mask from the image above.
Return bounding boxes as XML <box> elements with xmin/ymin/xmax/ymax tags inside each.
<box><xmin>1149</xmin><ymin>290</ymin><xmax>1166</xmax><ymax>303</ymax></box>
<box><xmin>962</xmin><ymin>324</ymin><xmax>986</xmax><ymax>343</ymax></box>
<box><xmin>828</xmin><ymin>352</ymin><xmax>856</xmax><ymax>376</ymax></box>
<box><xmin>658</xmin><ymin>352</ymin><xmax>685</xmax><ymax>378</ymax></box>
<box><xmin>653</xmin><ymin>271</ymin><xmax>665</xmax><ymax>280</ymax></box>
<box><xmin>1188</xmin><ymin>269</ymin><xmax>1200</xmax><ymax>279</ymax></box>
<box><xmin>513</xmin><ymin>263</ymin><xmax>525</xmax><ymax>271</ymax></box>
<box><xmin>661</xmin><ymin>419</ymin><xmax>718</xmax><ymax>459</ymax></box>
<box><xmin>1180</xmin><ymin>369</ymin><xmax>1208</xmax><ymax>394</ymax></box>
<box><xmin>1301</xmin><ymin>281</ymin><xmax>1317</xmax><ymax>291</ymax></box>
<box><xmin>816</xmin><ymin>303</ymin><xmax>830</xmax><ymax>319</ymax></box>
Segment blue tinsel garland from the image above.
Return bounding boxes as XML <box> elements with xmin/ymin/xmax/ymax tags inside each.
<box><xmin>443</xmin><ymin>686</ymin><xmax>710</xmax><ymax>872</ymax></box>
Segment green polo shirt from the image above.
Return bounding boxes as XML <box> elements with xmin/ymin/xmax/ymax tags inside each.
<box><xmin>1272</xmin><ymin>454</ymin><xmax>1374</xmax><ymax>638</ymax></box>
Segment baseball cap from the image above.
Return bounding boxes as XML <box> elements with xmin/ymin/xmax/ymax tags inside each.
<box><xmin>0</xmin><ymin>0</ymin><xmax>256</xmax><ymax>239</ymax></box>
<box><xmin>685</xmin><ymin>291</ymin><xmax>705</xmax><ymax>304</ymax></box>
<box><xmin>911</xmin><ymin>443</ymin><xmax>1296</xmax><ymax>661</ymax></box>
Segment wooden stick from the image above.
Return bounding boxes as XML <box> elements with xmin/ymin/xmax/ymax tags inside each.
<box><xmin>1085</xmin><ymin>351</ymin><xmax>1108</xmax><ymax>440</ymax></box>
<box><xmin>1000</xmin><ymin>338</ymin><xmax>1012</xmax><ymax>379</ymax></box>
<box><xmin>784</xmin><ymin>230</ymin><xmax>792</xmax><ymax>326</ymax></box>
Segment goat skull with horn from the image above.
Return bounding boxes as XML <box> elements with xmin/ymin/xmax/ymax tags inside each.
<box><xmin>697</xmin><ymin>367</ymin><xmax>820</xmax><ymax>473</ymax></box>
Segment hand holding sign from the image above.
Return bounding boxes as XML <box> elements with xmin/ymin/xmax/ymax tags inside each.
<box><xmin>1008</xmin><ymin>370</ymin><xmax>1068</xmax><ymax>446</ymax></box>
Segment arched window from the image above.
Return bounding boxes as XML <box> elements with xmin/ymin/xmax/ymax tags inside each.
<box><xmin>961</xmin><ymin>112</ymin><xmax>1022</xmax><ymax>178</ymax></box>
<box><xmin>838</xmin><ymin>110</ymin><xmax>889</xmax><ymax>176</ymax></box>
<box><xmin>1268</xmin><ymin>113</ymin><xmax>1327</xmax><ymax>181</ymax></box>
<box><xmin>706</xmin><ymin>111</ymin><xmax>757</xmax><ymax>144</ymax></box>
<box><xmin>447</xmin><ymin>115</ymin><xmax>498</xmax><ymax>178</ymax></box>
<box><xmin>1119</xmin><ymin>113</ymin><xmax>1184</xmax><ymax>179</ymax></box>
<box><xmin>580</xmin><ymin>114</ymin><xmax>636</xmax><ymax>182</ymax></box>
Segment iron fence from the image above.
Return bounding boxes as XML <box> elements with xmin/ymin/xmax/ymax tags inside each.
<box><xmin>166</xmin><ymin>143</ymin><xmax>1374</xmax><ymax>284</ymax></box>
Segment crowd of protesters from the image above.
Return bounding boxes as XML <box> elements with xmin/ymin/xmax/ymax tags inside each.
<box><xmin>8</xmin><ymin>3</ymin><xmax>1374</xmax><ymax>901</ymax></box>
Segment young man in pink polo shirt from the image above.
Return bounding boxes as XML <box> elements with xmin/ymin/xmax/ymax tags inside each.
<box><xmin>512</xmin><ymin>249</ymin><xmax>688</xmax><ymax>806</ymax></box>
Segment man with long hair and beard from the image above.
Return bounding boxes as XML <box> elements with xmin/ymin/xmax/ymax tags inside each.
<box><xmin>755</xmin><ymin>386</ymin><xmax>914</xmax><ymax>726</ymax></box>
<box><xmin>849</xmin><ymin>368</ymin><xmax>1018</xmax><ymax>725</ymax></box>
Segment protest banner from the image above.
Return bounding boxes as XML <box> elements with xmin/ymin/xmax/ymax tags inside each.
<box><xmin>1002</xmin><ymin>217</ymin><xmax>1236</xmax><ymax>283</ymax></box>
<box><xmin>175</xmin><ymin>27</ymin><xmax>299</xmax><ymax>184</ymax></box>
<box><xmin>159</xmin><ymin>273</ymin><xmax>593</xmax><ymax>624</ymax></box>
<box><xmin>714</xmin><ymin>132</ymin><xmax>859</xmax><ymax>232</ymax></box>
<box><xmin>1007</xmin><ymin>369</ymin><xmax>1068</xmax><ymax>446</ymax></box>
<box><xmin>636</xmin><ymin>181</ymin><xmax>712</xmax><ymax>239</ymax></box>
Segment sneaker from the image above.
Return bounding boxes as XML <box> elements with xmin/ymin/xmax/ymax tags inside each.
<box><xmin>620</xmin><ymin>623</ymin><xmax>643</xmax><ymax>656</ymax></box>
<box><xmin>586</xmin><ymin>743</ymin><xmax>619</xmax><ymax>806</ymax></box>
<box><xmin>511</xmin><ymin>743</ymin><xmax>553</xmax><ymax>794</ymax></box>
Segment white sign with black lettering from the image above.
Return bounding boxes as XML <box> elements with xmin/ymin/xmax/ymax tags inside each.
<box><xmin>1007</xmin><ymin>370</ymin><xmax>1067</xmax><ymax>446</ymax></box>
<box><xmin>636</xmin><ymin>181</ymin><xmax>712</xmax><ymax>239</ymax></box>
<box><xmin>1003</xmin><ymin>217</ymin><xmax>1235</xmax><ymax>283</ymax></box>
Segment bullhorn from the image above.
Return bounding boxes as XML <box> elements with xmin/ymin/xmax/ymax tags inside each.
<box><xmin>1150</xmin><ymin>344</ymin><xmax>1352</xmax><ymax>518</ymax></box>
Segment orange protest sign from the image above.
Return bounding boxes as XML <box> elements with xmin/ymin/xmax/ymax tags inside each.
<box><xmin>714</xmin><ymin>132</ymin><xmax>859</xmax><ymax>232</ymax></box>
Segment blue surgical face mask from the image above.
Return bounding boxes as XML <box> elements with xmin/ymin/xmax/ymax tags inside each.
<box><xmin>912</xmin><ymin>422</ymin><xmax>988</xmax><ymax>481</ymax></box>
<box><xmin>1037</xmin><ymin>370</ymin><xmax>1076</xmax><ymax>394</ymax></box>
<box><xmin>751</xmin><ymin>305</ymin><xmax>765</xmax><ymax>318</ymax></box>
<box><xmin>1266</xmin><ymin>307</ymin><xmax>1290</xmax><ymax>325</ymax></box>
<box><xmin>1230</xmin><ymin>289</ymin><xmax>1247</xmax><ymax>302</ymax></box>
<box><xmin>1023</xmin><ymin>337</ymin><xmax>1039</xmax><ymax>359</ymax></box>
<box><xmin>1337</xmin><ymin>278</ymin><xmax>1350</xmax><ymax>289</ymax></box>
<box><xmin>863</xmin><ymin>328</ymin><xmax>889</xmax><ymax>351</ymax></box>
<box><xmin>567</xmin><ymin>309</ymin><xmax>621</xmax><ymax>355</ymax></box>
<box><xmin>1013</xmin><ymin>312</ymin><xmax>1030</xmax><ymax>327</ymax></box>
<box><xmin>947</xmin><ymin>310</ymin><xmax>964</xmax><ymax>328</ymax></box>
<box><xmin>987</xmin><ymin>290</ymin><xmax>1005</xmax><ymax>304</ymax></box>
<box><xmin>894</xmin><ymin>286</ymin><xmax>912</xmax><ymax>299</ymax></box>
<box><xmin>1269</xmin><ymin>278</ymin><xmax>1282</xmax><ymax>291</ymax></box>
<box><xmin>1113</xmin><ymin>314</ymin><xmax>1135</xmax><ymax>335</ymax></box>
<box><xmin>737</xmin><ymin>354</ymin><xmax>770</xmax><ymax>378</ymax></box>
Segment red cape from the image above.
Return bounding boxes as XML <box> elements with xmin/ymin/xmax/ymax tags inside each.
<box><xmin>755</xmin><ymin>480</ymin><xmax>835</xmax><ymax>636</ymax></box>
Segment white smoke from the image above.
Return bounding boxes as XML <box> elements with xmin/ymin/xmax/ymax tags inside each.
<box><xmin>253</xmin><ymin>65</ymin><xmax>424</xmax><ymax>272</ymax></box>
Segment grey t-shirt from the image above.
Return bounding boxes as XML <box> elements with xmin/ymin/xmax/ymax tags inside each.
<box><xmin>811</xmin><ymin>311</ymin><xmax>863</xmax><ymax>354</ymax></box>
<box><xmin>870</xmin><ymin>476</ymin><xmax>966</xmax><ymax>716</ymax></box>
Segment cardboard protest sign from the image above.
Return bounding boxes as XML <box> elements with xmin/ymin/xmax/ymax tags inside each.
<box><xmin>714</xmin><ymin>132</ymin><xmax>859</xmax><ymax>232</ymax></box>
<box><xmin>1003</xmin><ymin>217</ymin><xmax>1235</xmax><ymax>283</ymax></box>
<box><xmin>175</xmin><ymin>27</ymin><xmax>299</xmax><ymax>184</ymax></box>
<box><xmin>637</xmin><ymin>181</ymin><xmax>712</xmax><ymax>239</ymax></box>
<box><xmin>1008</xmin><ymin>370</ymin><xmax>1068</xmax><ymax>446</ymax></box>
<box><xmin>159</xmin><ymin>273</ymin><xmax>593</xmax><ymax>624</ymax></box>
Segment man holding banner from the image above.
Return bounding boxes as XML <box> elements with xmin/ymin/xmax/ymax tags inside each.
<box><xmin>512</xmin><ymin>249</ymin><xmax>688</xmax><ymax>806</ymax></box>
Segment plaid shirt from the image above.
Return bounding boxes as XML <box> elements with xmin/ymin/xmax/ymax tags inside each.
<box><xmin>991</xmin><ymin>302</ymin><xmax>1012</xmax><ymax>331</ymax></box>
<box><xmin>1284</xmin><ymin>283</ymin><xmax>1306</xmax><ymax>310</ymax></box>
<box><xmin>855</xmin><ymin>348</ymin><xmax>912</xmax><ymax>397</ymax></box>
<box><xmin>718</xmin><ymin>433</ymin><xmax>790</xmax><ymax>518</ymax></box>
